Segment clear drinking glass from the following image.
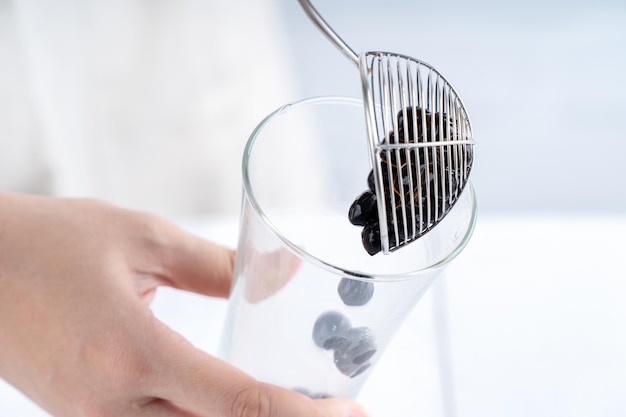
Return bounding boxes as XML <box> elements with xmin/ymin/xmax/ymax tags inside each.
<box><xmin>219</xmin><ymin>96</ymin><xmax>476</xmax><ymax>399</ymax></box>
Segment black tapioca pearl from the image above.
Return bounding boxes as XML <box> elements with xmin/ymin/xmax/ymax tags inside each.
<box><xmin>338</xmin><ymin>277</ymin><xmax>374</xmax><ymax>307</ymax></box>
<box><xmin>367</xmin><ymin>170</ymin><xmax>376</xmax><ymax>192</ymax></box>
<box><xmin>350</xmin><ymin>363</ymin><xmax>372</xmax><ymax>378</ymax></box>
<box><xmin>312</xmin><ymin>311</ymin><xmax>351</xmax><ymax>349</ymax></box>
<box><xmin>348</xmin><ymin>191</ymin><xmax>378</xmax><ymax>226</ymax></box>
<box><xmin>333</xmin><ymin>349</ymin><xmax>362</xmax><ymax>377</ymax></box>
<box><xmin>351</xmin><ymin>106</ymin><xmax>468</xmax><ymax>254</ymax></box>
<box><xmin>332</xmin><ymin>326</ymin><xmax>377</xmax><ymax>377</ymax></box>
<box><xmin>323</xmin><ymin>335</ymin><xmax>352</xmax><ymax>351</ymax></box>
<box><xmin>361</xmin><ymin>221</ymin><xmax>382</xmax><ymax>256</ymax></box>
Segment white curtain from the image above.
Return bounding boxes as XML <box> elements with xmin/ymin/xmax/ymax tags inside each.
<box><xmin>0</xmin><ymin>0</ymin><xmax>303</xmax><ymax>216</ymax></box>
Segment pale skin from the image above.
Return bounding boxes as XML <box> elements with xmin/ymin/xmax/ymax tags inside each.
<box><xmin>0</xmin><ymin>191</ymin><xmax>367</xmax><ymax>417</ymax></box>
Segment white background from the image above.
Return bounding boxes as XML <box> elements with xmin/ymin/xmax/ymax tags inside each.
<box><xmin>1</xmin><ymin>0</ymin><xmax>625</xmax><ymax>416</ymax></box>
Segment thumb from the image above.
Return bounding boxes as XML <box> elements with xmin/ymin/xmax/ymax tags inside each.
<box><xmin>153</xmin><ymin>332</ymin><xmax>368</xmax><ymax>417</ymax></box>
<box><xmin>219</xmin><ymin>381</ymin><xmax>369</xmax><ymax>417</ymax></box>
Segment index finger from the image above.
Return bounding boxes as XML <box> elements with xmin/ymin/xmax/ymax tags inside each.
<box><xmin>135</xmin><ymin>216</ymin><xmax>236</xmax><ymax>299</ymax></box>
<box><xmin>165</xmin><ymin>228</ymin><xmax>236</xmax><ymax>298</ymax></box>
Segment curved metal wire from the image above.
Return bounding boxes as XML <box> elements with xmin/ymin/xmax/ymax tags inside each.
<box><xmin>297</xmin><ymin>0</ymin><xmax>359</xmax><ymax>65</ymax></box>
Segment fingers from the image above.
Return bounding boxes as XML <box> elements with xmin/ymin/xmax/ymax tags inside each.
<box><xmin>148</xmin><ymin>328</ymin><xmax>368</xmax><ymax>417</ymax></box>
<box><xmin>244</xmin><ymin>247</ymin><xmax>302</xmax><ymax>303</ymax></box>
<box><xmin>135</xmin><ymin>215</ymin><xmax>236</xmax><ymax>299</ymax></box>
<box><xmin>165</xmin><ymin>230</ymin><xmax>236</xmax><ymax>298</ymax></box>
<box><xmin>137</xmin><ymin>398</ymin><xmax>200</xmax><ymax>417</ymax></box>
<box><xmin>139</xmin><ymin>391</ymin><xmax>366</xmax><ymax>417</ymax></box>
<box><xmin>222</xmin><ymin>383</ymin><xmax>369</xmax><ymax>417</ymax></box>
<box><xmin>126</xmin><ymin>213</ymin><xmax>367</xmax><ymax>417</ymax></box>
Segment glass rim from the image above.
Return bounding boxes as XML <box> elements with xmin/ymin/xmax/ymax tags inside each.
<box><xmin>242</xmin><ymin>95</ymin><xmax>477</xmax><ymax>281</ymax></box>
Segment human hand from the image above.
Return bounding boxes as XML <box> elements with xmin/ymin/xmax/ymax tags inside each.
<box><xmin>0</xmin><ymin>192</ymin><xmax>367</xmax><ymax>417</ymax></box>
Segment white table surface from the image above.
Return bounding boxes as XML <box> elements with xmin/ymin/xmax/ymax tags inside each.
<box><xmin>2</xmin><ymin>214</ymin><xmax>625</xmax><ymax>417</ymax></box>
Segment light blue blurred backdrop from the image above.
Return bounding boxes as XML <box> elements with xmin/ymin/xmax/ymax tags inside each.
<box><xmin>2</xmin><ymin>0</ymin><xmax>623</xmax><ymax>216</ymax></box>
<box><xmin>277</xmin><ymin>0</ymin><xmax>626</xmax><ymax>215</ymax></box>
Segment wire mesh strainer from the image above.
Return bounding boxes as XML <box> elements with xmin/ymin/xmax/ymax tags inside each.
<box><xmin>298</xmin><ymin>0</ymin><xmax>475</xmax><ymax>255</ymax></box>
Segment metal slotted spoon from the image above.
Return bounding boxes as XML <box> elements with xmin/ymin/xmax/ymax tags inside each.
<box><xmin>298</xmin><ymin>0</ymin><xmax>475</xmax><ymax>255</ymax></box>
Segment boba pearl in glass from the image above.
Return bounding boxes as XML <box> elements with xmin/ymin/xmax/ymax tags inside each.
<box><xmin>219</xmin><ymin>97</ymin><xmax>476</xmax><ymax>399</ymax></box>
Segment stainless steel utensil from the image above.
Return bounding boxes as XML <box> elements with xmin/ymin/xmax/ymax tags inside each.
<box><xmin>299</xmin><ymin>0</ymin><xmax>475</xmax><ymax>255</ymax></box>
